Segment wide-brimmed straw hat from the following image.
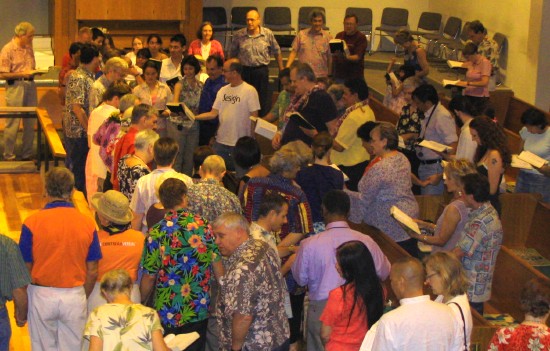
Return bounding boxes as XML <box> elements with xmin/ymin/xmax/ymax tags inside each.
<box><xmin>91</xmin><ymin>190</ymin><xmax>133</xmax><ymax>225</ymax></box>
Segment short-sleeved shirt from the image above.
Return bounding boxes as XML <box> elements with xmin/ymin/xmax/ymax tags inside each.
<box><xmin>112</xmin><ymin>126</ymin><xmax>139</xmax><ymax>191</ymax></box>
<box><xmin>320</xmin><ymin>285</ymin><xmax>369</xmax><ymax>351</ymax></box>
<box><xmin>416</xmin><ymin>103</ymin><xmax>458</xmax><ymax>161</ymax></box>
<box><xmin>519</xmin><ymin>126</ymin><xmax>550</xmax><ymax>175</ymax></box>
<box><xmin>242</xmin><ymin>174</ymin><xmax>314</xmax><ymax>240</ymax></box>
<box><xmin>291</xmin><ymin>28</ymin><xmax>332</xmax><ymax>78</ymax></box>
<box><xmin>84</xmin><ymin>303</ymin><xmax>163</xmax><ymax>350</ymax></box>
<box><xmin>280</xmin><ymin>89</ymin><xmax>338</xmax><ymax>146</ymax></box>
<box><xmin>396</xmin><ymin>104</ymin><xmax>423</xmax><ymax>137</ymax></box>
<box><xmin>63</xmin><ymin>66</ymin><xmax>95</xmax><ymax>138</ymax></box>
<box><xmin>0</xmin><ymin>235</ymin><xmax>31</xmax><ymax>305</ymax></box>
<box><xmin>295</xmin><ymin>164</ymin><xmax>344</xmax><ymax>223</ymax></box>
<box><xmin>212</xmin><ymin>81</ymin><xmax>260</xmax><ymax>146</ymax></box>
<box><xmin>333</xmin><ymin>31</ymin><xmax>368</xmax><ymax>81</ymax></box>
<box><xmin>331</xmin><ymin>103</ymin><xmax>375</xmax><ymax>166</ymax></box>
<box><xmin>133</xmin><ymin>81</ymin><xmax>173</xmax><ymax>110</ymax></box>
<box><xmin>488</xmin><ymin>324</ymin><xmax>550</xmax><ymax>351</ymax></box>
<box><xmin>198</xmin><ymin>75</ymin><xmax>227</xmax><ymax>115</ymax></box>
<box><xmin>270</xmin><ymin>90</ymin><xmax>292</xmax><ymax>130</ymax></box>
<box><xmin>130</xmin><ymin>168</ymin><xmax>193</xmax><ymax>232</ymax></box>
<box><xmin>19</xmin><ymin>201</ymin><xmax>102</xmax><ymax>287</ymax></box>
<box><xmin>0</xmin><ymin>38</ymin><xmax>35</xmax><ymax>73</ymax></box>
<box><xmin>464</xmin><ymin>56</ymin><xmax>492</xmax><ymax>97</ymax></box>
<box><xmin>159</xmin><ymin>57</ymin><xmax>182</xmax><ymax>83</ymax></box>
<box><xmin>141</xmin><ymin>208</ymin><xmax>220</xmax><ymax>327</ymax></box>
<box><xmin>456</xmin><ymin>202</ymin><xmax>503</xmax><ymax>303</ymax></box>
<box><xmin>170</xmin><ymin>78</ymin><xmax>203</xmax><ymax>126</ymax></box>
<box><xmin>229</xmin><ymin>27</ymin><xmax>281</xmax><ymax>67</ymax></box>
<box><xmin>187</xmin><ymin>178</ymin><xmax>242</xmax><ymax>223</ymax></box>
<box><xmin>89</xmin><ymin>75</ymin><xmax>111</xmax><ymax>111</ymax></box>
<box><xmin>455</xmin><ymin>119</ymin><xmax>478</xmax><ymax>162</ymax></box>
<box><xmin>118</xmin><ymin>154</ymin><xmax>150</xmax><ymax>201</ymax></box>
<box><xmin>97</xmin><ymin>228</ymin><xmax>144</xmax><ymax>282</ymax></box>
<box><xmin>477</xmin><ymin>37</ymin><xmax>500</xmax><ymax>72</ymax></box>
<box><xmin>217</xmin><ymin>239</ymin><xmax>289</xmax><ymax>350</ymax></box>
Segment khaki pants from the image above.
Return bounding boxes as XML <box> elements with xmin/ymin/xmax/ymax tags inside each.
<box><xmin>3</xmin><ymin>80</ymin><xmax>37</xmax><ymax>159</ymax></box>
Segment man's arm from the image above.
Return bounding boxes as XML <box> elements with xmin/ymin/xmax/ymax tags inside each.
<box><xmin>71</xmin><ymin>103</ymin><xmax>88</xmax><ymax>131</ymax></box>
<box><xmin>195</xmin><ymin>108</ymin><xmax>220</xmax><ymax>121</ymax></box>
<box><xmin>131</xmin><ymin>212</ymin><xmax>144</xmax><ymax>231</ymax></box>
<box><xmin>84</xmin><ymin>260</ymin><xmax>99</xmax><ymax>298</ymax></box>
<box><xmin>285</xmin><ymin>51</ymin><xmax>297</xmax><ymax>69</ymax></box>
<box><xmin>231</xmin><ymin>312</ymin><xmax>253</xmax><ymax>350</ymax></box>
<box><xmin>212</xmin><ymin>260</ymin><xmax>224</xmax><ymax>282</ymax></box>
<box><xmin>140</xmin><ymin>273</ymin><xmax>157</xmax><ymax>303</ymax></box>
<box><xmin>276</xmin><ymin>52</ymin><xmax>284</xmax><ymax>71</ymax></box>
<box><xmin>0</xmin><ymin>71</ymin><xmax>34</xmax><ymax>80</ymax></box>
<box><xmin>13</xmin><ymin>286</ymin><xmax>28</xmax><ymax>327</ymax></box>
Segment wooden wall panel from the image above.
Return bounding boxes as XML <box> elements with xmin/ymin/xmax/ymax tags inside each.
<box><xmin>75</xmin><ymin>0</ymin><xmax>186</xmax><ymax>20</ymax></box>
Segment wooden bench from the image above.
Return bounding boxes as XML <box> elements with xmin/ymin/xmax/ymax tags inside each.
<box><xmin>499</xmin><ymin>193</ymin><xmax>542</xmax><ymax>247</ymax></box>
<box><xmin>36</xmin><ymin>108</ymin><xmax>66</xmax><ymax>171</ymax></box>
<box><xmin>525</xmin><ymin>201</ymin><xmax>550</xmax><ymax>260</ymax></box>
<box><xmin>490</xmin><ymin>245</ymin><xmax>550</xmax><ymax>324</ymax></box>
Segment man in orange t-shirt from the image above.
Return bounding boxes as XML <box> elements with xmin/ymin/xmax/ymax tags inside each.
<box><xmin>88</xmin><ymin>189</ymin><xmax>145</xmax><ymax>312</ymax></box>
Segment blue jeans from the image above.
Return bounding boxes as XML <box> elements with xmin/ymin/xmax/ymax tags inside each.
<box><xmin>515</xmin><ymin>170</ymin><xmax>550</xmax><ymax>203</ymax></box>
<box><xmin>64</xmin><ymin>136</ymin><xmax>89</xmax><ymax>198</ymax></box>
<box><xmin>419</xmin><ymin>162</ymin><xmax>444</xmax><ymax>195</ymax></box>
<box><xmin>0</xmin><ymin>303</ymin><xmax>10</xmax><ymax>351</ymax></box>
<box><xmin>213</xmin><ymin>142</ymin><xmax>236</xmax><ymax>172</ymax></box>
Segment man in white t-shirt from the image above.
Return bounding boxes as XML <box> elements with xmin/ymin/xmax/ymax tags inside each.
<box><xmin>195</xmin><ymin>58</ymin><xmax>260</xmax><ymax>173</ymax></box>
<box><xmin>159</xmin><ymin>34</ymin><xmax>186</xmax><ymax>85</ymax></box>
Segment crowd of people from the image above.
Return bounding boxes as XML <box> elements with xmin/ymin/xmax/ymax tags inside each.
<box><xmin>1</xmin><ymin>9</ymin><xmax>550</xmax><ymax>351</ymax></box>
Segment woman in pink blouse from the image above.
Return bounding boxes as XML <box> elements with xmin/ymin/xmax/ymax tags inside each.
<box><xmin>457</xmin><ymin>42</ymin><xmax>492</xmax><ymax>115</ymax></box>
<box><xmin>320</xmin><ymin>241</ymin><xmax>384</xmax><ymax>351</ymax></box>
<box><xmin>188</xmin><ymin>22</ymin><xmax>225</xmax><ymax>61</ymax></box>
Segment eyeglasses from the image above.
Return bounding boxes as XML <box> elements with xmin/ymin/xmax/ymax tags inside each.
<box><xmin>426</xmin><ymin>272</ymin><xmax>439</xmax><ymax>280</ymax></box>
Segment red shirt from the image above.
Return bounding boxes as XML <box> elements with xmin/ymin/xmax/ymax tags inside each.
<box><xmin>320</xmin><ymin>285</ymin><xmax>369</xmax><ymax>351</ymax></box>
<box><xmin>111</xmin><ymin>126</ymin><xmax>138</xmax><ymax>190</ymax></box>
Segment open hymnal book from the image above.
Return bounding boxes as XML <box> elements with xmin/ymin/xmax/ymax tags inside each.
<box><xmin>390</xmin><ymin>206</ymin><xmax>421</xmax><ymax>235</ymax></box>
<box><xmin>289</xmin><ymin>112</ymin><xmax>315</xmax><ymax>130</ymax></box>
<box><xmin>329</xmin><ymin>39</ymin><xmax>350</xmax><ymax>56</ymax></box>
<box><xmin>447</xmin><ymin>60</ymin><xmax>465</xmax><ymax>69</ymax></box>
<box><xmin>517</xmin><ymin>150</ymin><xmax>548</xmax><ymax>169</ymax></box>
<box><xmin>511</xmin><ymin>154</ymin><xmax>534</xmax><ymax>169</ymax></box>
<box><xmin>418</xmin><ymin>140</ymin><xmax>452</xmax><ymax>153</ymax></box>
<box><xmin>442</xmin><ymin>79</ymin><xmax>462</xmax><ymax>88</ymax></box>
<box><xmin>385</xmin><ymin>72</ymin><xmax>401</xmax><ymax>87</ymax></box>
<box><xmin>250</xmin><ymin>116</ymin><xmax>277</xmax><ymax>140</ymax></box>
<box><xmin>164</xmin><ymin>332</ymin><xmax>200</xmax><ymax>351</ymax></box>
<box><xmin>166</xmin><ymin>102</ymin><xmax>195</xmax><ymax>121</ymax></box>
<box><xmin>329</xmin><ymin>164</ymin><xmax>350</xmax><ymax>182</ymax></box>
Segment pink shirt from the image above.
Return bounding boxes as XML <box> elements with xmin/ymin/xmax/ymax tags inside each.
<box><xmin>0</xmin><ymin>38</ymin><xmax>35</xmax><ymax>73</ymax></box>
<box><xmin>188</xmin><ymin>39</ymin><xmax>225</xmax><ymax>60</ymax></box>
<box><xmin>464</xmin><ymin>55</ymin><xmax>491</xmax><ymax>97</ymax></box>
<box><xmin>291</xmin><ymin>28</ymin><xmax>332</xmax><ymax>78</ymax></box>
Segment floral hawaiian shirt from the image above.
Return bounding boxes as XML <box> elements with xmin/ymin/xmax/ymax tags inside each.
<box><xmin>141</xmin><ymin>209</ymin><xmax>220</xmax><ymax>327</ymax></box>
<box><xmin>187</xmin><ymin>178</ymin><xmax>242</xmax><ymax>223</ymax></box>
<box><xmin>84</xmin><ymin>303</ymin><xmax>163</xmax><ymax>351</ymax></box>
<box><xmin>488</xmin><ymin>324</ymin><xmax>550</xmax><ymax>351</ymax></box>
<box><xmin>63</xmin><ymin>66</ymin><xmax>95</xmax><ymax>138</ymax></box>
<box><xmin>217</xmin><ymin>239</ymin><xmax>290</xmax><ymax>350</ymax></box>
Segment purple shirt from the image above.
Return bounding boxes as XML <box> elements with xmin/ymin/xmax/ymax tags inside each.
<box><xmin>291</xmin><ymin>221</ymin><xmax>390</xmax><ymax>301</ymax></box>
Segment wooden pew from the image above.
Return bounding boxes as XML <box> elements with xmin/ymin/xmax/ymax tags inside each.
<box><xmin>504</xmin><ymin>128</ymin><xmax>522</xmax><ymax>181</ymax></box>
<box><xmin>370</xmin><ymin>98</ymin><xmax>399</xmax><ymax>125</ymax></box>
<box><xmin>348</xmin><ymin>221</ymin><xmax>498</xmax><ymax>350</ymax></box>
<box><xmin>525</xmin><ymin>201</ymin><xmax>550</xmax><ymax>260</ymax></box>
<box><xmin>499</xmin><ymin>193</ymin><xmax>542</xmax><ymax>247</ymax></box>
<box><xmin>36</xmin><ymin>108</ymin><xmax>66</xmax><ymax>171</ymax></box>
<box><xmin>503</xmin><ymin>96</ymin><xmax>550</xmax><ymax>133</ymax></box>
<box><xmin>490</xmin><ymin>245</ymin><xmax>550</xmax><ymax>324</ymax></box>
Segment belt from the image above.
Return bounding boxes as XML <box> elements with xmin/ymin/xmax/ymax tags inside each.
<box><xmin>243</xmin><ymin>65</ymin><xmax>268</xmax><ymax>70</ymax></box>
<box><xmin>419</xmin><ymin>159</ymin><xmax>442</xmax><ymax>165</ymax></box>
<box><xmin>7</xmin><ymin>77</ymin><xmax>34</xmax><ymax>85</ymax></box>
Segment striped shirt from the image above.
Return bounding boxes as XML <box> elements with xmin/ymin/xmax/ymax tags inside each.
<box><xmin>242</xmin><ymin>174</ymin><xmax>314</xmax><ymax>240</ymax></box>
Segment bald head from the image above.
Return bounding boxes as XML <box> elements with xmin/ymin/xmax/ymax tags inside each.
<box><xmin>390</xmin><ymin>257</ymin><xmax>426</xmax><ymax>299</ymax></box>
<box><xmin>246</xmin><ymin>10</ymin><xmax>261</xmax><ymax>33</ymax></box>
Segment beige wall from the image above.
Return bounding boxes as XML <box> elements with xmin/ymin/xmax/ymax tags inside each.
<box><xmin>428</xmin><ymin>0</ymin><xmax>544</xmax><ymax>107</ymax></box>
<box><xmin>205</xmin><ymin>0</ymin><xmax>549</xmax><ymax>109</ymax></box>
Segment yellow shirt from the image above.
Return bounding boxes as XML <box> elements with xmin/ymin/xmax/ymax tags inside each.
<box><xmin>331</xmin><ymin>105</ymin><xmax>375</xmax><ymax>166</ymax></box>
